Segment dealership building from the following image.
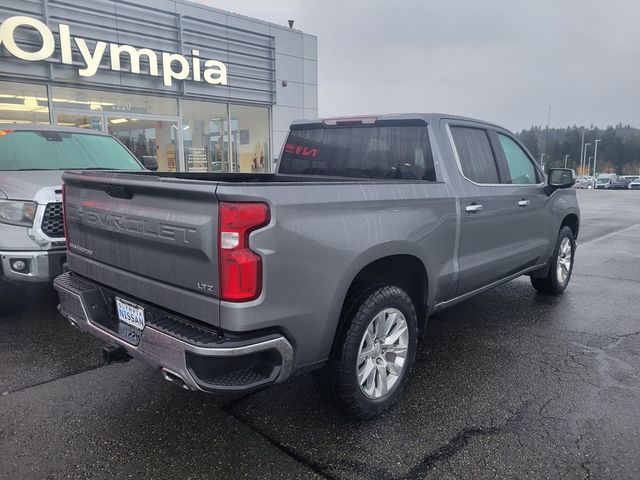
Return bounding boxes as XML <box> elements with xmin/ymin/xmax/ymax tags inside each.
<box><xmin>0</xmin><ymin>0</ymin><xmax>318</xmax><ymax>173</ymax></box>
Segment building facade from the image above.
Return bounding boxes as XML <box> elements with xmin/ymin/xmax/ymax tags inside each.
<box><xmin>0</xmin><ymin>0</ymin><xmax>318</xmax><ymax>173</ymax></box>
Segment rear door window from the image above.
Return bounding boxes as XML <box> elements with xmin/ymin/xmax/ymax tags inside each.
<box><xmin>450</xmin><ymin>126</ymin><xmax>499</xmax><ymax>184</ymax></box>
<box><xmin>279</xmin><ymin>124</ymin><xmax>436</xmax><ymax>180</ymax></box>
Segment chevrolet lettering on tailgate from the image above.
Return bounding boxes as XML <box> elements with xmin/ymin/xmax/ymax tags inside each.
<box><xmin>67</xmin><ymin>205</ymin><xmax>198</xmax><ymax>244</ymax></box>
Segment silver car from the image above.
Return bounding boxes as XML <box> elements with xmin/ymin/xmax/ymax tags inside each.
<box><xmin>0</xmin><ymin>124</ymin><xmax>149</xmax><ymax>310</ymax></box>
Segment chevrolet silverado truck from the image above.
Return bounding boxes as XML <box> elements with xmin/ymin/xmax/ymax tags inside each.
<box><xmin>54</xmin><ymin>114</ymin><xmax>579</xmax><ymax>418</ymax></box>
<box><xmin>0</xmin><ymin>124</ymin><xmax>154</xmax><ymax>311</ymax></box>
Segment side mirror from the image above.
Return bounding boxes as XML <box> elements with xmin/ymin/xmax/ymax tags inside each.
<box><xmin>141</xmin><ymin>155</ymin><xmax>158</xmax><ymax>171</ymax></box>
<box><xmin>547</xmin><ymin>168</ymin><xmax>575</xmax><ymax>190</ymax></box>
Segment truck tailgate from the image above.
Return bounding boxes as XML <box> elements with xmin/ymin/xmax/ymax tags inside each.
<box><xmin>63</xmin><ymin>171</ymin><xmax>220</xmax><ymax>325</ymax></box>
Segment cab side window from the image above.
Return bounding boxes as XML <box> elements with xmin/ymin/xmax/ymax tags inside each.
<box><xmin>450</xmin><ymin>126</ymin><xmax>499</xmax><ymax>184</ymax></box>
<box><xmin>497</xmin><ymin>134</ymin><xmax>539</xmax><ymax>185</ymax></box>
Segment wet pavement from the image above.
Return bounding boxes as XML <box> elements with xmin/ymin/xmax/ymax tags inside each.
<box><xmin>1</xmin><ymin>190</ymin><xmax>640</xmax><ymax>479</ymax></box>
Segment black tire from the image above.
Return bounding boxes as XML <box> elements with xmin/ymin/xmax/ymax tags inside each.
<box><xmin>531</xmin><ymin>226</ymin><xmax>576</xmax><ymax>294</ymax></box>
<box><xmin>312</xmin><ymin>285</ymin><xmax>418</xmax><ymax>419</ymax></box>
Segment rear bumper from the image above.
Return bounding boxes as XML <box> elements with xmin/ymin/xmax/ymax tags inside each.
<box><xmin>54</xmin><ymin>272</ymin><xmax>294</xmax><ymax>393</ymax></box>
<box><xmin>0</xmin><ymin>249</ymin><xmax>66</xmax><ymax>283</ymax></box>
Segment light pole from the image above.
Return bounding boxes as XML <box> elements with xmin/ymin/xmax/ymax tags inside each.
<box><xmin>593</xmin><ymin>139</ymin><xmax>601</xmax><ymax>177</ymax></box>
<box><xmin>588</xmin><ymin>156</ymin><xmax>593</xmax><ymax>176</ymax></box>
<box><xmin>564</xmin><ymin>154</ymin><xmax>570</xmax><ymax>168</ymax></box>
<box><xmin>582</xmin><ymin>143</ymin><xmax>591</xmax><ymax>176</ymax></box>
<box><xmin>579</xmin><ymin>129</ymin><xmax>585</xmax><ymax>174</ymax></box>
<box><xmin>540</xmin><ymin>154</ymin><xmax>548</xmax><ymax>171</ymax></box>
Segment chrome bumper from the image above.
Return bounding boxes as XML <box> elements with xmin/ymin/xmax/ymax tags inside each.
<box><xmin>54</xmin><ymin>272</ymin><xmax>294</xmax><ymax>393</ymax></box>
<box><xmin>0</xmin><ymin>249</ymin><xmax>66</xmax><ymax>283</ymax></box>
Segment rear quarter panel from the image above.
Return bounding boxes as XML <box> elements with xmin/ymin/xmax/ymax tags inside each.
<box><xmin>216</xmin><ymin>181</ymin><xmax>457</xmax><ymax>368</ymax></box>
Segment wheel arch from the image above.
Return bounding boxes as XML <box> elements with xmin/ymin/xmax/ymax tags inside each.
<box><xmin>561</xmin><ymin>213</ymin><xmax>580</xmax><ymax>240</ymax></box>
<box><xmin>321</xmin><ymin>243</ymin><xmax>431</xmax><ymax>361</ymax></box>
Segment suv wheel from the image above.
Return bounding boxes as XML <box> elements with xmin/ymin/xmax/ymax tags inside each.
<box><xmin>312</xmin><ymin>285</ymin><xmax>418</xmax><ymax>419</ymax></box>
<box><xmin>531</xmin><ymin>226</ymin><xmax>576</xmax><ymax>294</ymax></box>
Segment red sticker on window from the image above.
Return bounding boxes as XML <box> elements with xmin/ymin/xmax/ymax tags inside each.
<box><xmin>285</xmin><ymin>143</ymin><xmax>318</xmax><ymax>158</ymax></box>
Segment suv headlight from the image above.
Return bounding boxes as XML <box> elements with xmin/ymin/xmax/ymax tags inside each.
<box><xmin>0</xmin><ymin>200</ymin><xmax>37</xmax><ymax>227</ymax></box>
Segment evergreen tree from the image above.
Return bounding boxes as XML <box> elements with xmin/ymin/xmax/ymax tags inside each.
<box><xmin>515</xmin><ymin>124</ymin><xmax>640</xmax><ymax>175</ymax></box>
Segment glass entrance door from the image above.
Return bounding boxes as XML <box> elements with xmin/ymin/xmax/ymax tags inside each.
<box><xmin>105</xmin><ymin>116</ymin><xmax>179</xmax><ymax>172</ymax></box>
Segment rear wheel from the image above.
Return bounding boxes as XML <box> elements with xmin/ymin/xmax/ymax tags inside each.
<box><xmin>531</xmin><ymin>226</ymin><xmax>575</xmax><ymax>294</ymax></box>
<box><xmin>312</xmin><ymin>285</ymin><xmax>418</xmax><ymax>419</ymax></box>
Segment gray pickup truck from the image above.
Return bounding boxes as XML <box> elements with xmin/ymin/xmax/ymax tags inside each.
<box><xmin>55</xmin><ymin>114</ymin><xmax>579</xmax><ymax>418</ymax></box>
<box><xmin>0</xmin><ymin>125</ymin><xmax>150</xmax><ymax>310</ymax></box>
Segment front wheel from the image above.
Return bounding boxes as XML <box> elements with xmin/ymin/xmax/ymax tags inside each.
<box><xmin>531</xmin><ymin>226</ymin><xmax>576</xmax><ymax>294</ymax></box>
<box><xmin>312</xmin><ymin>285</ymin><xmax>418</xmax><ymax>419</ymax></box>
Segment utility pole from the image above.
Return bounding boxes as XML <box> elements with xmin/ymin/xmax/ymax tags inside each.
<box><xmin>593</xmin><ymin>139</ymin><xmax>601</xmax><ymax>177</ymax></box>
<box><xmin>564</xmin><ymin>154</ymin><xmax>570</xmax><ymax>168</ymax></box>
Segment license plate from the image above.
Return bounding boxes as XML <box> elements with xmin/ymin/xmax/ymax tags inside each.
<box><xmin>115</xmin><ymin>297</ymin><xmax>145</xmax><ymax>344</ymax></box>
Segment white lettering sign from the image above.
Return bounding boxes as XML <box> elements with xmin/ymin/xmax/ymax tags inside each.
<box><xmin>0</xmin><ymin>15</ymin><xmax>228</xmax><ymax>87</ymax></box>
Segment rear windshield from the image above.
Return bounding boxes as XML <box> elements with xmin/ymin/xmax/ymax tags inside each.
<box><xmin>279</xmin><ymin>125</ymin><xmax>436</xmax><ymax>180</ymax></box>
<box><xmin>0</xmin><ymin>130</ymin><xmax>143</xmax><ymax>171</ymax></box>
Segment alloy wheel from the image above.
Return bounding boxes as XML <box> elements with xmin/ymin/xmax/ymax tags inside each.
<box><xmin>556</xmin><ymin>237</ymin><xmax>572</xmax><ymax>284</ymax></box>
<box><xmin>356</xmin><ymin>307</ymin><xmax>409</xmax><ymax>399</ymax></box>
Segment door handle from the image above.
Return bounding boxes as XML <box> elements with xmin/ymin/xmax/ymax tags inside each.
<box><xmin>518</xmin><ymin>200</ymin><xmax>531</xmax><ymax>207</ymax></box>
<box><xmin>465</xmin><ymin>203</ymin><xmax>483</xmax><ymax>213</ymax></box>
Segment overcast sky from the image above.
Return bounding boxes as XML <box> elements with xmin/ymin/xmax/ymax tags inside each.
<box><xmin>207</xmin><ymin>0</ymin><xmax>640</xmax><ymax>132</ymax></box>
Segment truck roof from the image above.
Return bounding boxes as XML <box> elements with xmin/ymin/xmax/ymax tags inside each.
<box><xmin>0</xmin><ymin>124</ymin><xmax>110</xmax><ymax>135</ymax></box>
<box><xmin>291</xmin><ymin>113</ymin><xmax>506</xmax><ymax>130</ymax></box>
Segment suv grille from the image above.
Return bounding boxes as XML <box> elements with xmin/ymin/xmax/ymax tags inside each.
<box><xmin>41</xmin><ymin>202</ymin><xmax>64</xmax><ymax>237</ymax></box>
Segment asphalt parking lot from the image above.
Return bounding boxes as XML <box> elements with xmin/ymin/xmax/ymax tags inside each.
<box><xmin>1</xmin><ymin>189</ymin><xmax>640</xmax><ymax>479</ymax></box>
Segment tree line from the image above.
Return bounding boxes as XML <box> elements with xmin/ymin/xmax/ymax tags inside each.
<box><xmin>516</xmin><ymin>124</ymin><xmax>640</xmax><ymax>176</ymax></box>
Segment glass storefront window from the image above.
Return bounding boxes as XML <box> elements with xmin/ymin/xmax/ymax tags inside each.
<box><xmin>108</xmin><ymin>119</ymin><xmax>179</xmax><ymax>172</ymax></box>
<box><xmin>181</xmin><ymin>100</ymin><xmax>229</xmax><ymax>173</ymax></box>
<box><xmin>0</xmin><ymin>81</ymin><xmax>50</xmax><ymax>124</ymax></box>
<box><xmin>55</xmin><ymin>112</ymin><xmax>103</xmax><ymax>131</ymax></box>
<box><xmin>230</xmin><ymin>104</ymin><xmax>271</xmax><ymax>173</ymax></box>
<box><xmin>51</xmin><ymin>87</ymin><xmax>177</xmax><ymax>116</ymax></box>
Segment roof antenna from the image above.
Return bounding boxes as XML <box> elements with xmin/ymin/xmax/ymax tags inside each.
<box><xmin>288</xmin><ymin>20</ymin><xmax>294</xmax><ymax>29</ymax></box>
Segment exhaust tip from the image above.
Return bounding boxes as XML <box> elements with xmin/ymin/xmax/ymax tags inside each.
<box><xmin>161</xmin><ymin>368</ymin><xmax>191</xmax><ymax>390</ymax></box>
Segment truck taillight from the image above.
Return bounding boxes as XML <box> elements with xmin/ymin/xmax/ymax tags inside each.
<box><xmin>218</xmin><ymin>202</ymin><xmax>270</xmax><ymax>302</ymax></box>
<box><xmin>62</xmin><ymin>184</ymin><xmax>68</xmax><ymax>248</ymax></box>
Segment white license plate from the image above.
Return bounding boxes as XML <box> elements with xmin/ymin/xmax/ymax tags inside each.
<box><xmin>115</xmin><ymin>297</ymin><xmax>146</xmax><ymax>331</ymax></box>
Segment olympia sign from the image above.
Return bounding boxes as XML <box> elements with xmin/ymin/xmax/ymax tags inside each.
<box><xmin>0</xmin><ymin>15</ymin><xmax>228</xmax><ymax>87</ymax></box>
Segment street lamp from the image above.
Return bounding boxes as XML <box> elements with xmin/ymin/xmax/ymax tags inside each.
<box><xmin>564</xmin><ymin>154</ymin><xmax>570</xmax><ymax>168</ymax></box>
<box><xmin>579</xmin><ymin>130</ymin><xmax>585</xmax><ymax>174</ymax></box>
<box><xmin>540</xmin><ymin>153</ymin><xmax>548</xmax><ymax>171</ymax></box>
<box><xmin>588</xmin><ymin>156</ymin><xmax>593</xmax><ymax>176</ymax></box>
<box><xmin>593</xmin><ymin>139</ymin><xmax>601</xmax><ymax>177</ymax></box>
<box><xmin>582</xmin><ymin>143</ymin><xmax>591</xmax><ymax>176</ymax></box>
